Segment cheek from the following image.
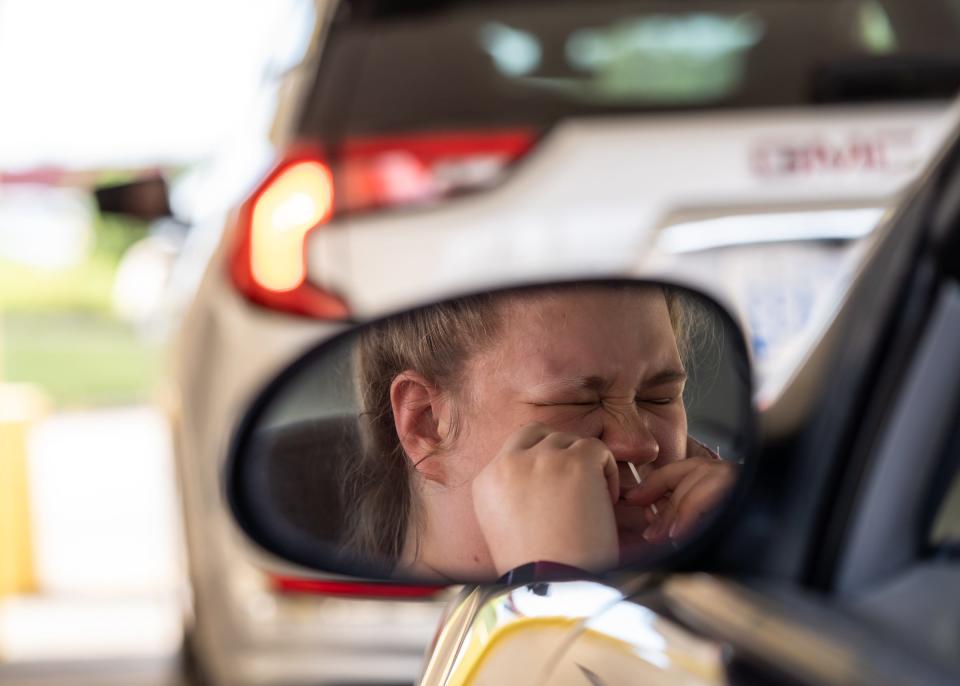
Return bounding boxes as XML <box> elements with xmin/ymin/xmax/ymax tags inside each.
<box><xmin>448</xmin><ymin>403</ymin><xmax>603</xmax><ymax>481</ymax></box>
<box><xmin>446</xmin><ymin>402</ymin><xmax>528</xmax><ymax>481</ymax></box>
<box><xmin>528</xmin><ymin>406</ymin><xmax>603</xmax><ymax>437</ymax></box>
<box><xmin>652</xmin><ymin>406</ymin><xmax>688</xmax><ymax>463</ymax></box>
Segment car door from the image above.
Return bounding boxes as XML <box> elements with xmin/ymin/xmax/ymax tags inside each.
<box><xmin>816</xmin><ymin>140</ymin><xmax>960</xmax><ymax>677</ymax></box>
<box><xmin>645</xmin><ymin>124</ymin><xmax>960</xmax><ymax>686</ymax></box>
<box><xmin>741</xmin><ymin>106</ymin><xmax>960</xmax><ymax>683</ymax></box>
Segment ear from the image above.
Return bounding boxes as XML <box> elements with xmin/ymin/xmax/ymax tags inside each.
<box><xmin>390</xmin><ymin>371</ymin><xmax>452</xmax><ymax>483</ymax></box>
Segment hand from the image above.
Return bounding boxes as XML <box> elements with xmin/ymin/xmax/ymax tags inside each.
<box><xmin>622</xmin><ymin>436</ymin><xmax>738</xmax><ymax>546</ymax></box>
<box><xmin>472</xmin><ymin>423</ymin><xmax>620</xmax><ymax>577</ymax></box>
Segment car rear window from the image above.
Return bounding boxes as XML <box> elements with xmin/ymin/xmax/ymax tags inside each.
<box><xmin>300</xmin><ymin>0</ymin><xmax>960</xmax><ymax>137</ymax></box>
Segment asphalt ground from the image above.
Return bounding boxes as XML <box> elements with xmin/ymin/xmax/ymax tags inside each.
<box><xmin>0</xmin><ymin>656</ymin><xmax>190</xmax><ymax>686</ymax></box>
<box><xmin>0</xmin><ymin>406</ymin><xmax>185</xmax><ymax>683</ymax></box>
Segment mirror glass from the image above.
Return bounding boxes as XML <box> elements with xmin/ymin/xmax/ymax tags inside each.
<box><xmin>229</xmin><ymin>281</ymin><xmax>753</xmax><ymax>582</ymax></box>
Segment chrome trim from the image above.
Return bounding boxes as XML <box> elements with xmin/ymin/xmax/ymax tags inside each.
<box><xmin>418</xmin><ymin>586</ymin><xmax>487</xmax><ymax>686</ymax></box>
<box><xmin>654</xmin><ymin>206</ymin><xmax>885</xmax><ymax>254</ymax></box>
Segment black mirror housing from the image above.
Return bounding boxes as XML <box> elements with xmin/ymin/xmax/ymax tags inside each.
<box><xmin>226</xmin><ymin>279</ymin><xmax>757</xmax><ymax>583</ymax></box>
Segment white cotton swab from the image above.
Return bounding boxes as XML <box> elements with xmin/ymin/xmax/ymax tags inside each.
<box><xmin>627</xmin><ymin>462</ymin><xmax>659</xmax><ymax>515</ymax></box>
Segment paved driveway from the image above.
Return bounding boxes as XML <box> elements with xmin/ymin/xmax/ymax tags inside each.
<box><xmin>1</xmin><ymin>406</ymin><xmax>184</xmax><ymax>674</ymax></box>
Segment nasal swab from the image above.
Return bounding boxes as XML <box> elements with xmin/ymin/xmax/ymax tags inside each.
<box><xmin>627</xmin><ymin>462</ymin><xmax>659</xmax><ymax>515</ymax></box>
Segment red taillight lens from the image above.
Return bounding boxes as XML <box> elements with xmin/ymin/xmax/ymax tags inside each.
<box><xmin>230</xmin><ymin>155</ymin><xmax>349</xmax><ymax>319</ymax></box>
<box><xmin>270</xmin><ymin>575</ymin><xmax>445</xmax><ymax>599</ymax></box>
<box><xmin>336</xmin><ymin>129</ymin><xmax>537</xmax><ymax>213</ymax></box>
<box><xmin>249</xmin><ymin>160</ymin><xmax>332</xmax><ymax>293</ymax></box>
<box><xmin>230</xmin><ymin>129</ymin><xmax>537</xmax><ymax>318</ymax></box>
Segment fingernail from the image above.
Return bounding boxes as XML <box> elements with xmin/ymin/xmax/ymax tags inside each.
<box><xmin>668</xmin><ymin>520</ymin><xmax>679</xmax><ymax>540</ymax></box>
<box><xmin>643</xmin><ymin>524</ymin><xmax>657</xmax><ymax>542</ymax></box>
<box><xmin>649</xmin><ymin>503</ymin><xmax>659</xmax><ymax>516</ymax></box>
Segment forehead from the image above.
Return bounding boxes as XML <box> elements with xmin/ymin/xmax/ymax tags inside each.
<box><xmin>483</xmin><ymin>286</ymin><xmax>680</xmax><ymax>382</ymax></box>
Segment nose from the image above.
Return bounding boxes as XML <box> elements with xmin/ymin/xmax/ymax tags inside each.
<box><xmin>599</xmin><ymin>412</ymin><xmax>659</xmax><ymax>466</ymax></box>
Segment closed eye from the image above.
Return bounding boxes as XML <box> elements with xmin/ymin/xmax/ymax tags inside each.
<box><xmin>533</xmin><ymin>400</ymin><xmax>598</xmax><ymax>407</ymax></box>
<box><xmin>530</xmin><ymin>398</ymin><xmax>600</xmax><ymax>407</ymax></box>
<box><xmin>637</xmin><ymin>396</ymin><xmax>677</xmax><ymax>406</ymax></box>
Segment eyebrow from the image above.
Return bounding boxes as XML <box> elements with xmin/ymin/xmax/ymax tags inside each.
<box><xmin>530</xmin><ymin>369</ymin><xmax>687</xmax><ymax>395</ymax></box>
<box><xmin>642</xmin><ymin>368</ymin><xmax>688</xmax><ymax>387</ymax></box>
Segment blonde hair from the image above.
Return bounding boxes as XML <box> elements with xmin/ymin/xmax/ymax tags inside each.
<box><xmin>341</xmin><ymin>285</ymin><xmax>694</xmax><ymax>562</ymax></box>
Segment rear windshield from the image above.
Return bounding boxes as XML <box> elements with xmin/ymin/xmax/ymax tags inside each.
<box><xmin>301</xmin><ymin>0</ymin><xmax>960</xmax><ymax>137</ymax></box>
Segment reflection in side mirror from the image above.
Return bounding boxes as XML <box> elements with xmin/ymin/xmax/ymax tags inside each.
<box><xmin>228</xmin><ymin>281</ymin><xmax>754</xmax><ymax>583</ymax></box>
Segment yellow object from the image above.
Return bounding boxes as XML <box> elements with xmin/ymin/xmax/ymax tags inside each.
<box><xmin>0</xmin><ymin>384</ymin><xmax>47</xmax><ymax>597</ymax></box>
<box><xmin>450</xmin><ymin>614</ymin><xmax>725</xmax><ymax>686</ymax></box>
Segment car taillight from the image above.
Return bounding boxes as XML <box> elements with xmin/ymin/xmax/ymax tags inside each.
<box><xmin>335</xmin><ymin>129</ymin><xmax>537</xmax><ymax>213</ymax></box>
<box><xmin>269</xmin><ymin>575</ymin><xmax>445</xmax><ymax>599</ymax></box>
<box><xmin>230</xmin><ymin>154</ymin><xmax>349</xmax><ymax>319</ymax></box>
<box><xmin>249</xmin><ymin>160</ymin><xmax>332</xmax><ymax>293</ymax></box>
<box><xmin>230</xmin><ymin>129</ymin><xmax>537</xmax><ymax>318</ymax></box>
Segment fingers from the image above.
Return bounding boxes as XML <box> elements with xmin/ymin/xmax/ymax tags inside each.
<box><xmin>640</xmin><ymin>498</ymin><xmax>674</xmax><ymax>543</ymax></box>
<box><xmin>503</xmin><ymin>423</ymin><xmax>582</xmax><ymax>452</ymax></box>
<box><xmin>501</xmin><ymin>425</ymin><xmax>619</xmax><ymax>502</ymax></box>
<box><xmin>626</xmin><ymin>432</ymin><xmax>723</xmax><ymax>503</ymax></box>
<box><xmin>670</xmin><ymin>463</ymin><xmax>712</xmax><ymax>508</ymax></box>
<box><xmin>597</xmin><ymin>445</ymin><xmax>620</xmax><ymax>505</ymax></box>
<box><xmin>501</xmin><ymin>422</ymin><xmax>553</xmax><ymax>451</ymax></box>
<box><xmin>636</xmin><ymin>460</ymin><xmax>738</xmax><ymax>545</ymax></box>
<box><xmin>480</xmin><ymin>425</ymin><xmax>622</xmax><ymax>575</ymax></box>
<box><xmin>544</xmin><ymin>430</ymin><xmax>584</xmax><ymax>451</ymax></box>
<box><xmin>565</xmin><ymin>436</ymin><xmax>619</xmax><ymax>504</ymax></box>
<box><xmin>669</xmin><ymin>471</ymin><xmax>733</xmax><ymax>540</ymax></box>
<box><xmin>622</xmin><ymin>458</ymin><xmax>704</xmax><ymax>506</ymax></box>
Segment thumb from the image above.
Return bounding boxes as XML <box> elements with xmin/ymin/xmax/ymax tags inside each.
<box><xmin>601</xmin><ymin>450</ymin><xmax>619</xmax><ymax>505</ymax></box>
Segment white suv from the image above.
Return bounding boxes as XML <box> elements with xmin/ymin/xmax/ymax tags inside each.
<box><xmin>169</xmin><ymin>1</ymin><xmax>960</xmax><ymax>684</ymax></box>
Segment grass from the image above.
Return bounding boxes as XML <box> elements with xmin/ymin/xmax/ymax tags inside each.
<box><xmin>0</xmin><ymin>215</ymin><xmax>147</xmax><ymax>315</ymax></box>
<box><xmin>0</xmin><ymin>214</ymin><xmax>160</xmax><ymax>408</ymax></box>
<box><xmin>0</xmin><ymin>312</ymin><xmax>162</xmax><ymax>408</ymax></box>
<box><xmin>0</xmin><ymin>256</ymin><xmax>117</xmax><ymax>315</ymax></box>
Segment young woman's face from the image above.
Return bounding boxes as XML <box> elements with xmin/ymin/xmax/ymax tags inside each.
<box><xmin>443</xmin><ymin>287</ymin><xmax>688</xmax><ymax>548</ymax></box>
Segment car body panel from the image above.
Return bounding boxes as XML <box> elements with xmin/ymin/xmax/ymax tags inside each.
<box><xmin>310</xmin><ymin>106</ymin><xmax>950</xmax><ymax>318</ymax></box>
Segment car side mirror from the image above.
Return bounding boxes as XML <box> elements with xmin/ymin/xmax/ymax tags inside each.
<box><xmin>226</xmin><ymin>279</ymin><xmax>756</xmax><ymax>583</ymax></box>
